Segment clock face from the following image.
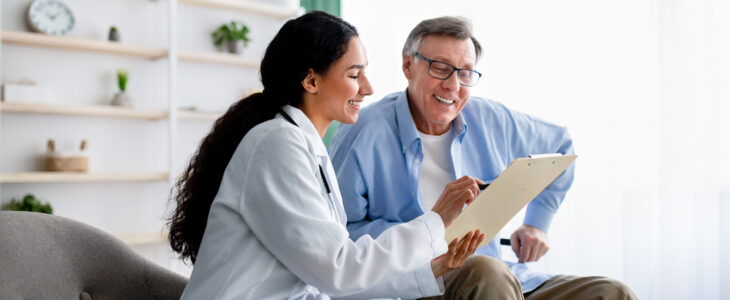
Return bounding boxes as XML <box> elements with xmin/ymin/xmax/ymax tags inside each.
<box><xmin>27</xmin><ymin>0</ymin><xmax>75</xmax><ymax>35</ymax></box>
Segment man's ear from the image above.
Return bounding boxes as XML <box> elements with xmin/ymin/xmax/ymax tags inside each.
<box><xmin>402</xmin><ymin>56</ymin><xmax>413</xmax><ymax>80</ymax></box>
<box><xmin>302</xmin><ymin>68</ymin><xmax>318</xmax><ymax>94</ymax></box>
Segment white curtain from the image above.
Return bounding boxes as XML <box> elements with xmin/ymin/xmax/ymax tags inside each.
<box><xmin>342</xmin><ymin>0</ymin><xmax>730</xmax><ymax>299</ymax></box>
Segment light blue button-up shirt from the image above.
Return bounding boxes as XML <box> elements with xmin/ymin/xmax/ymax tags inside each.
<box><xmin>329</xmin><ymin>90</ymin><xmax>575</xmax><ymax>293</ymax></box>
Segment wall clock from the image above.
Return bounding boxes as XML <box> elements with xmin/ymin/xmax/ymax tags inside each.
<box><xmin>26</xmin><ymin>0</ymin><xmax>75</xmax><ymax>35</ymax></box>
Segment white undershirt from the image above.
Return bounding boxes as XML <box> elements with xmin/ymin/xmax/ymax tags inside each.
<box><xmin>417</xmin><ymin>128</ymin><xmax>455</xmax><ymax>211</ymax></box>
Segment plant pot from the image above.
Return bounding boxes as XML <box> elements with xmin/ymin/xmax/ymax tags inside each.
<box><xmin>111</xmin><ymin>91</ymin><xmax>132</xmax><ymax>107</ymax></box>
<box><xmin>227</xmin><ymin>40</ymin><xmax>244</xmax><ymax>55</ymax></box>
<box><xmin>108</xmin><ymin>28</ymin><xmax>120</xmax><ymax>42</ymax></box>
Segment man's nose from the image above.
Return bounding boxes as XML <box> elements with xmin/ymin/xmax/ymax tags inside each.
<box><xmin>441</xmin><ymin>71</ymin><xmax>460</xmax><ymax>91</ymax></box>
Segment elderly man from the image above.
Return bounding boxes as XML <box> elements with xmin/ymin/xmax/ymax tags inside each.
<box><xmin>329</xmin><ymin>16</ymin><xmax>637</xmax><ymax>299</ymax></box>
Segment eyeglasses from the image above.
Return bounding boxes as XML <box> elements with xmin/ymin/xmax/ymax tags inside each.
<box><xmin>414</xmin><ymin>52</ymin><xmax>482</xmax><ymax>87</ymax></box>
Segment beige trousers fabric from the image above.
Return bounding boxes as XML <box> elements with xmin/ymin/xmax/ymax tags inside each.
<box><xmin>419</xmin><ymin>255</ymin><xmax>523</xmax><ymax>300</ymax></box>
<box><xmin>524</xmin><ymin>275</ymin><xmax>638</xmax><ymax>300</ymax></box>
<box><xmin>419</xmin><ymin>255</ymin><xmax>638</xmax><ymax>300</ymax></box>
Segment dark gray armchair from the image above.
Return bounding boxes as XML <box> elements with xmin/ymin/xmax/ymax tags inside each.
<box><xmin>0</xmin><ymin>211</ymin><xmax>188</xmax><ymax>299</ymax></box>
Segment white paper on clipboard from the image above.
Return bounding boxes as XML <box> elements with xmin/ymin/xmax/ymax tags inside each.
<box><xmin>444</xmin><ymin>154</ymin><xmax>577</xmax><ymax>247</ymax></box>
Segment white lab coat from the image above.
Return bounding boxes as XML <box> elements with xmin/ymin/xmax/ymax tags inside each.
<box><xmin>180</xmin><ymin>105</ymin><xmax>448</xmax><ymax>300</ymax></box>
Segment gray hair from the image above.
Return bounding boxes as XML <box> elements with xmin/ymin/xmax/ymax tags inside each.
<box><xmin>402</xmin><ymin>16</ymin><xmax>482</xmax><ymax>62</ymax></box>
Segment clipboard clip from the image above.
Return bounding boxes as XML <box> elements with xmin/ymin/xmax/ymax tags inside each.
<box><xmin>528</xmin><ymin>153</ymin><xmax>563</xmax><ymax>159</ymax></box>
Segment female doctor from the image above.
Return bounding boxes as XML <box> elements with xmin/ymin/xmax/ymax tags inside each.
<box><xmin>168</xmin><ymin>11</ymin><xmax>485</xmax><ymax>300</ymax></box>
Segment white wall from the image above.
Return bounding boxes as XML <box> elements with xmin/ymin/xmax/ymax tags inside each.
<box><xmin>343</xmin><ymin>0</ymin><xmax>730</xmax><ymax>299</ymax></box>
<box><xmin>1</xmin><ymin>0</ymin><xmax>287</xmax><ymax>275</ymax></box>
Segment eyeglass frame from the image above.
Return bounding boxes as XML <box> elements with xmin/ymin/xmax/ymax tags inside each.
<box><xmin>413</xmin><ymin>52</ymin><xmax>482</xmax><ymax>87</ymax></box>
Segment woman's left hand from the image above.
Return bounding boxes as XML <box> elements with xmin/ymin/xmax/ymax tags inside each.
<box><xmin>430</xmin><ymin>229</ymin><xmax>486</xmax><ymax>278</ymax></box>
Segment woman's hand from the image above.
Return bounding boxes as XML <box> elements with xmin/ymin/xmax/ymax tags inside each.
<box><xmin>431</xmin><ymin>176</ymin><xmax>484</xmax><ymax>228</ymax></box>
<box><xmin>430</xmin><ymin>230</ymin><xmax>486</xmax><ymax>278</ymax></box>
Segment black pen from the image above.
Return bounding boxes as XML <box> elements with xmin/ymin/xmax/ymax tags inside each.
<box><xmin>478</xmin><ymin>183</ymin><xmax>490</xmax><ymax>190</ymax></box>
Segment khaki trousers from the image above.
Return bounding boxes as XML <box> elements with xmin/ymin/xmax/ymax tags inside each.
<box><xmin>419</xmin><ymin>255</ymin><xmax>638</xmax><ymax>300</ymax></box>
<box><xmin>420</xmin><ymin>255</ymin><xmax>523</xmax><ymax>300</ymax></box>
<box><xmin>525</xmin><ymin>275</ymin><xmax>638</xmax><ymax>300</ymax></box>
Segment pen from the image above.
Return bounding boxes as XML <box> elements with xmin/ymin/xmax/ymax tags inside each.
<box><xmin>478</xmin><ymin>183</ymin><xmax>490</xmax><ymax>190</ymax></box>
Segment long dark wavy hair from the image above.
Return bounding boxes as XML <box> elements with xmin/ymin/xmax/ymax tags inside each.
<box><xmin>168</xmin><ymin>11</ymin><xmax>358</xmax><ymax>264</ymax></box>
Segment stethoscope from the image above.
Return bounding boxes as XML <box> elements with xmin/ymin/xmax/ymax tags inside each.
<box><xmin>279</xmin><ymin>109</ymin><xmax>342</xmax><ymax>223</ymax></box>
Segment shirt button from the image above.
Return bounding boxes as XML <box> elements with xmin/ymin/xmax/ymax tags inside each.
<box><xmin>414</xmin><ymin>158</ymin><xmax>419</xmax><ymax>163</ymax></box>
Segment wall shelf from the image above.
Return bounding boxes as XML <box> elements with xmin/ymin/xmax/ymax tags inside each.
<box><xmin>1</xmin><ymin>102</ymin><xmax>224</xmax><ymax>121</ymax></box>
<box><xmin>1</xmin><ymin>30</ymin><xmax>168</xmax><ymax>59</ymax></box>
<box><xmin>179</xmin><ymin>50</ymin><xmax>260</xmax><ymax>68</ymax></box>
<box><xmin>0</xmin><ymin>172</ymin><xmax>169</xmax><ymax>183</ymax></box>
<box><xmin>179</xmin><ymin>0</ymin><xmax>301</xmax><ymax>20</ymax></box>
<box><xmin>1</xmin><ymin>31</ymin><xmax>262</xmax><ymax>68</ymax></box>
<box><xmin>116</xmin><ymin>232</ymin><xmax>168</xmax><ymax>246</ymax></box>
<box><xmin>1</xmin><ymin>102</ymin><xmax>168</xmax><ymax>120</ymax></box>
<box><xmin>178</xmin><ymin>109</ymin><xmax>222</xmax><ymax>121</ymax></box>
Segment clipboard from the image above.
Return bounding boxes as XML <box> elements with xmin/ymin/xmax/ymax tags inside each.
<box><xmin>444</xmin><ymin>154</ymin><xmax>577</xmax><ymax>247</ymax></box>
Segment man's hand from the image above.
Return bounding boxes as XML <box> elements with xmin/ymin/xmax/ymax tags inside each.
<box><xmin>431</xmin><ymin>230</ymin><xmax>485</xmax><ymax>278</ymax></box>
<box><xmin>510</xmin><ymin>224</ymin><xmax>549</xmax><ymax>263</ymax></box>
<box><xmin>431</xmin><ymin>176</ymin><xmax>484</xmax><ymax>228</ymax></box>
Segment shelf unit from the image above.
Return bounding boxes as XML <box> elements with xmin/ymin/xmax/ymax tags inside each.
<box><xmin>1</xmin><ymin>0</ymin><xmax>299</xmax><ymax>251</ymax></box>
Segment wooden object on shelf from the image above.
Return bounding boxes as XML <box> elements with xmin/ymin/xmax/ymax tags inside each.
<box><xmin>45</xmin><ymin>139</ymin><xmax>90</xmax><ymax>172</ymax></box>
<box><xmin>0</xmin><ymin>172</ymin><xmax>169</xmax><ymax>183</ymax></box>
<box><xmin>1</xmin><ymin>30</ymin><xmax>168</xmax><ymax>59</ymax></box>
<box><xmin>179</xmin><ymin>50</ymin><xmax>260</xmax><ymax>68</ymax></box>
<box><xmin>179</xmin><ymin>0</ymin><xmax>300</xmax><ymax>20</ymax></box>
<box><xmin>0</xmin><ymin>101</ymin><xmax>168</xmax><ymax>120</ymax></box>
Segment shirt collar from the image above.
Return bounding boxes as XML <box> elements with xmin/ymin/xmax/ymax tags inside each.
<box><xmin>279</xmin><ymin>105</ymin><xmax>329</xmax><ymax>157</ymax></box>
<box><xmin>395</xmin><ymin>89</ymin><xmax>468</xmax><ymax>154</ymax></box>
<box><xmin>395</xmin><ymin>90</ymin><xmax>420</xmax><ymax>154</ymax></box>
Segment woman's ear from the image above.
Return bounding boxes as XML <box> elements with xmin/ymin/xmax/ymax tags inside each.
<box><xmin>301</xmin><ymin>68</ymin><xmax>318</xmax><ymax>94</ymax></box>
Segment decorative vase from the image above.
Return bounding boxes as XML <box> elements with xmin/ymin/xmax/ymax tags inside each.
<box><xmin>227</xmin><ymin>40</ymin><xmax>244</xmax><ymax>55</ymax></box>
<box><xmin>111</xmin><ymin>91</ymin><xmax>131</xmax><ymax>106</ymax></box>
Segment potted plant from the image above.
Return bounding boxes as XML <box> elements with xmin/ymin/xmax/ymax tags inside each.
<box><xmin>111</xmin><ymin>69</ymin><xmax>131</xmax><ymax>106</ymax></box>
<box><xmin>7</xmin><ymin>194</ymin><xmax>53</xmax><ymax>214</ymax></box>
<box><xmin>108</xmin><ymin>26</ymin><xmax>120</xmax><ymax>42</ymax></box>
<box><xmin>212</xmin><ymin>21</ymin><xmax>250</xmax><ymax>54</ymax></box>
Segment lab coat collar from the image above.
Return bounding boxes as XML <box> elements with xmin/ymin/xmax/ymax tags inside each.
<box><xmin>279</xmin><ymin>105</ymin><xmax>329</xmax><ymax>157</ymax></box>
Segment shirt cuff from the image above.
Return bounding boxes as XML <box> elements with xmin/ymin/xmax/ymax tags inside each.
<box><xmin>416</xmin><ymin>211</ymin><xmax>448</xmax><ymax>256</ymax></box>
<box><xmin>523</xmin><ymin>201</ymin><xmax>557</xmax><ymax>232</ymax></box>
<box><xmin>413</xmin><ymin>262</ymin><xmax>444</xmax><ymax>297</ymax></box>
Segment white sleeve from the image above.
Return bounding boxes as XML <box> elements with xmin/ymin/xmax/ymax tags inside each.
<box><xmin>331</xmin><ymin>262</ymin><xmax>445</xmax><ymax>299</ymax></box>
<box><xmin>237</xmin><ymin>126</ymin><xmax>448</xmax><ymax>297</ymax></box>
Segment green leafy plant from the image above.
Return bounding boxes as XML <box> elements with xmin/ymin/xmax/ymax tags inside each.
<box><xmin>212</xmin><ymin>21</ymin><xmax>250</xmax><ymax>46</ymax></box>
<box><xmin>117</xmin><ymin>69</ymin><xmax>128</xmax><ymax>92</ymax></box>
<box><xmin>8</xmin><ymin>194</ymin><xmax>53</xmax><ymax>214</ymax></box>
